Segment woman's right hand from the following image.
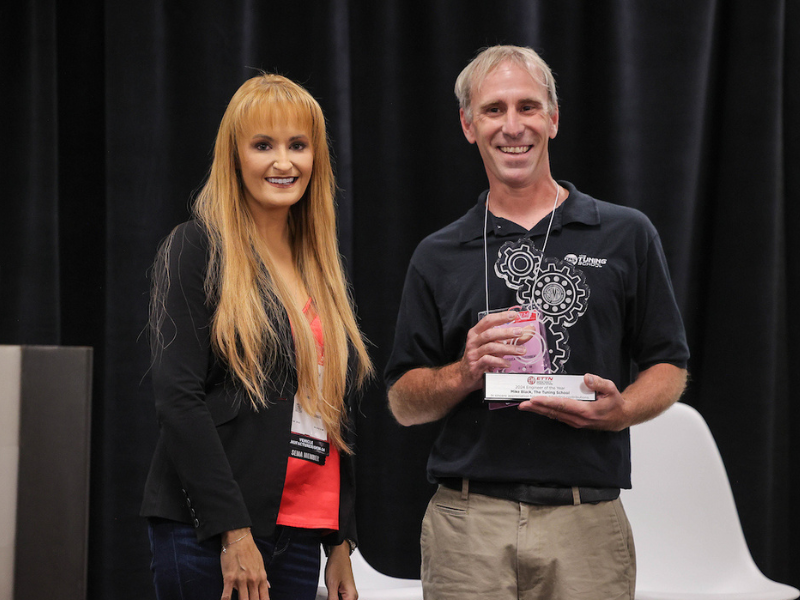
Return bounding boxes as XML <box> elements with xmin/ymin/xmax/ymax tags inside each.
<box><xmin>220</xmin><ymin>528</ymin><xmax>270</xmax><ymax>600</ymax></box>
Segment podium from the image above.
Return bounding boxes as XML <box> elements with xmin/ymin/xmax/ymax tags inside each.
<box><xmin>0</xmin><ymin>346</ymin><xmax>93</xmax><ymax>600</ymax></box>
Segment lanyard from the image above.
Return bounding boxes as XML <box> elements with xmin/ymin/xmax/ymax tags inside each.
<box><xmin>483</xmin><ymin>181</ymin><xmax>561</xmax><ymax>314</ymax></box>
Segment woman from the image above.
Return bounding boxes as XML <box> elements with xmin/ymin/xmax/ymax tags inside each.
<box><xmin>141</xmin><ymin>73</ymin><xmax>372</xmax><ymax>600</ymax></box>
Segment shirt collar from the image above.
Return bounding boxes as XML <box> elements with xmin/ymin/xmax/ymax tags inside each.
<box><xmin>458</xmin><ymin>181</ymin><xmax>601</xmax><ymax>243</ymax></box>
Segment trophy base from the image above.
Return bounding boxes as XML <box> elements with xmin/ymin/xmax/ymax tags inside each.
<box><xmin>484</xmin><ymin>373</ymin><xmax>596</xmax><ymax>403</ymax></box>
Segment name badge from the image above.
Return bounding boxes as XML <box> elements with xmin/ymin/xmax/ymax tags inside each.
<box><xmin>289</xmin><ymin>398</ymin><xmax>330</xmax><ymax>465</ymax></box>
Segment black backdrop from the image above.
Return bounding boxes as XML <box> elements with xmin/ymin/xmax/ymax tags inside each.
<box><xmin>2</xmin><ymin>1</ymin><xmax>798</xmax><ymax>597</ymax></box>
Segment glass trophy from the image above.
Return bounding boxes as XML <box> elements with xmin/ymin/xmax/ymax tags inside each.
<box><xmin>479</xmin><ymin>305</ymin><xmax>594</xmax><ymax>407</ymax></box>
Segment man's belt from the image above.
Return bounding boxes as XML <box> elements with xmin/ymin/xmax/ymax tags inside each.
<box><xmin>439</xmin><ymin>477</ymin><xmax>620</xmax><ymax>506</ymax></box>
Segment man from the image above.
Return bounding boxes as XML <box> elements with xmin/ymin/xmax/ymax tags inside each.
<box><xmin>385</xmin><ymin>45</ymin><xmax>689</xmax><ymax>600</ymax></box>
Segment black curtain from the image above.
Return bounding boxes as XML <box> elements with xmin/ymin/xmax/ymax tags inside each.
<box><xmin>2</xmin><ymin>1</ymin><xmax>797</xmax><ymax>598</ymax></box>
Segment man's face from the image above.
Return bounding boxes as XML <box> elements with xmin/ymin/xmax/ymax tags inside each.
<box><xmin>460</xmin><ymin>61</ymin><xmax>559</xmax><ymax>191</ymax></box>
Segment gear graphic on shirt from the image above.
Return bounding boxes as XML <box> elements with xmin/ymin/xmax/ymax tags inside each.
<box><xmin>546</xmin><ymin>321</ymin><xmax>571</xmax><ymax>373</ymax></box>
<box><xmin>494</xmin><ymin>238</ymin><xmax>590</xmax><ymax>372</ymax></box>
<box><xmin>495</xmin><ymin>239</ymin><xmax>539</xmax><ymax>289</ymax></box>
<box><xmin>522</xmin><ymin>258</ymin><xmax>590</xmax><ymax>328</ymax></box>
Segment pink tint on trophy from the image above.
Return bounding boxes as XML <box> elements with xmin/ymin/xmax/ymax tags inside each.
<box><xmin>495</xmin><ymin>309</ymin><xmax>551</xmax><ymax>375</ymax></box>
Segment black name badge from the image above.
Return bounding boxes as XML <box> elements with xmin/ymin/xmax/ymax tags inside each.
<box><xmin>289</xmin><ymin>433</ymin><xmax>330</xmax><ymax>465</ymax></box>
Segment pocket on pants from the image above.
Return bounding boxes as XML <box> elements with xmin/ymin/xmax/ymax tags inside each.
<box><xmin>433</xmin><ymin>502</ymin><xmax>467</xmax><ymax>517</ymax></box>
<box><xmin>421</xmin><ymin>486</ymin><xmax>467</xmax><ymax>551</ymax></box>
<box><xmin>431</xmin><ymin>485</ymin><xmax>468</xmax><ymax>516</ymax></box>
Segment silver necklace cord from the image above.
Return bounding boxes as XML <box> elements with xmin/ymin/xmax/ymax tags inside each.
<box><xmin>483</xmin><ymin>181</ymin><xmax>561</xmax><ymax>315</ymax></box>
<box><xmin>484</xmin><ymin>191</ymin><xmax>491</xmax><ymax>315</ymax></box>
<box><xmin>531</xmin><ymin>181</ymin><xmax>561</xmax><ymax>294</ymax></box>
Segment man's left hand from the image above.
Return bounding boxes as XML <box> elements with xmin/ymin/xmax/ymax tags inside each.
<box><xmin>517</xmin><ymin>373</ymin><xmax>629</xmax><ymax>431</ymax></box>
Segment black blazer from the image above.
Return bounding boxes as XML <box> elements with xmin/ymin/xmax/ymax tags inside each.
<box><xmin>140</xmin><ymin>221</ymin><xmax>357</xmax><ymax>546</ymax></box>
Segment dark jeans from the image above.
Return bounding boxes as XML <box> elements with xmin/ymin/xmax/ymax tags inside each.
<box><xmin>148</xmin><ymin>519</ymin><xmax>321</xmax><ymax>600</ymax></box>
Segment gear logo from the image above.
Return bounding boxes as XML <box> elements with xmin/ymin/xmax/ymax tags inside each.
<box><xmin>541</xmin><ymin>280</ymin><xmax>567</xmax><ymax>304</ymax></box>
<box><xmin>495</xmin><ymin>240</ymin><xmax>539</xmax><ymax>289</ymax></box>
<box><xmin>493</xmin><ymin>238</ymin><xmax>590</xmax><ymax>373</ymax></box>
<box><xmin>530</xmin><ymin>260</ymin><xmax>590</xmax><ymax>327</ymax></box>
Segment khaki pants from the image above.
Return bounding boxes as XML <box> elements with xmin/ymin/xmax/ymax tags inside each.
<box><xmin>420</xmin><ymin>484</ymin><xmax>636</xmax><ymax>600</ymax></box>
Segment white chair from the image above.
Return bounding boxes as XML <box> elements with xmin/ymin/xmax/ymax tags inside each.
<box><xmin>316</xmin><ymin>547</ymin><xmax>423</xmax><ymax>599</ymax></box>
<box><xmin>621</xmin><ymin>402</ymin><xmax>798</xmax><ymax>600</ymax></box>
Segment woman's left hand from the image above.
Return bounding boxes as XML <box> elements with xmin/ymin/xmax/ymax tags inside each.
<box><xmin>324</xmin><ymin>542</ymin><xmax>358</xmax><ymax>600</ymax></box>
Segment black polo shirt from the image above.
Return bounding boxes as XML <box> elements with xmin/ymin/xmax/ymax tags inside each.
<box><xmin>385</xmin><ymin>182</ymin><xmax>689</xmax><ymax>488</ymax></box>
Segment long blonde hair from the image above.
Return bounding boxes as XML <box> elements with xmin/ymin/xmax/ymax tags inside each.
<box><xmin>159</xmin><ymin>74</ymin><xmax>371</xmax><ymax>452</ymax></box>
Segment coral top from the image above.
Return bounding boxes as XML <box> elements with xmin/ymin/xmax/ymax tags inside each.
<box><xmin>276</xmin><ymin>299</ymin><xmax>340</xmax><ymax>530</ymax></box>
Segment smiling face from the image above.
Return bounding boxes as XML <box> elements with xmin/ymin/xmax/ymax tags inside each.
<box><xmin>237</xmin><ymin>118</ymin><xmax>314</xmax><ymax>224</ymax></box>
<box><xmin>460</xmin><ymin>60</ymin><xmax>559</xmax><ymax>191</ymax></box>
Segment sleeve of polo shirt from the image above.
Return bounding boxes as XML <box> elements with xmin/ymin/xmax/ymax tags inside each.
<box><xmin>628</xmin><ymin>229</ymin><xmax>690</xmax><ymax>371</ymax></box>
<box><xmin>385</xmin><ymin>259</ymin><xmax>446</xmax><ymax>389</ymax></box>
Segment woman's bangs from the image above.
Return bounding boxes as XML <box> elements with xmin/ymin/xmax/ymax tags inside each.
<box><xmin>239</xmin><ymin>95</ymin><xmax>314</xmax><ymax>140</ymax></box>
